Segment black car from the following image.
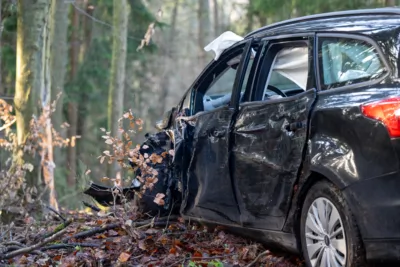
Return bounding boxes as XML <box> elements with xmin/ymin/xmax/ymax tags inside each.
<box><xmin>87</xmin><ymin>7</ymin><xmax>400</xmax><ymax>267</ymax></box>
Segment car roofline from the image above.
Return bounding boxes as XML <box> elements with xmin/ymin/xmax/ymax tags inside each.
<box><xmin>245</xmin><ymin>7</ymin><xmax>400</xmax><ymax>38</ymax></box>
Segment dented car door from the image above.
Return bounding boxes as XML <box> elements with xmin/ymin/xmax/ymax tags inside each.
<box><xmin>232</xmin><ymin>39</ymin><xmax>317</xmax><ymax>230</ymax></box>
<box><xmin>181</xmin><ymin>40</ymin><xmax>255</xmax><ymax>224</ymax></box>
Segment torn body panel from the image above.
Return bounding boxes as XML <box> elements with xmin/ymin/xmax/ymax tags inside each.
<box><xmin>181</xmin><ymin>107</ymin><xmax>240</xmax><ymax>224</ymax></box>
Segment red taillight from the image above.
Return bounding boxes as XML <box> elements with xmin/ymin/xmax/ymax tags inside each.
<box><xmin>361</xmin><ymin>97</ymin><xmax>400</xmax><ymax>137</ymax></box>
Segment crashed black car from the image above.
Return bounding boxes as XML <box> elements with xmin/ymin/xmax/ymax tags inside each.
<box><xmin>87</xmin><ymin>8</ymin><xmax>400</xmax><ymax>267</ymax></box>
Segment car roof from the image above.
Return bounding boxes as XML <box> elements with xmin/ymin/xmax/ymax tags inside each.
<box><xmin>246</xmin><ymin>7</ymin><xmax>400</xmax><ymax>39</ymax></box>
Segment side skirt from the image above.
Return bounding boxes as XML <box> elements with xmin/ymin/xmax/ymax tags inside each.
<box><xmin>183</xmin><ymin>216</ymin><xmax>300</xmax><ymax>254</ymax></box>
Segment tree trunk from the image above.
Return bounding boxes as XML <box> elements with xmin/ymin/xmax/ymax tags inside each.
<box><xmin>50</xmin><ymin>0</ymin><xmax>68</xmax><ymax>181</ymax></box>
<box><xmin>0</xmin><ymin>0</ymin><xmax>2</xmax><ymax>95</ymax></box>
<box><xmin>385</xmin><ymin>0</ymin><xmax>395</xmax><ymax>6</ymax></box>
<box><xmin>158</xmin><ymin>0</ymin><xmax>179</xmax><ymax>115</ymax></box>
<box><xmin>246</xmin><ymin>0</ymin><xmax>255</xmax><ymax>33</ymax></box>
<box><xmin>77</xmin><ymin>1</ymin><xmax>93</xmax><ymax>174</ymax></box>
<box><xmin>198</xmin><ymin>0</ymin><xmax>211</xmax><ymax>67</ymax></box>
<box><xmin>67</xmin><ymin>4</ymin><xmax>80</xmax><ymax>187</ymax></box>
<box><xmin>14</xmin><ymin>0</ymin><xmax>50</xmax><ymax>187</ymax></box>
<box><xmin>212</xmin><ymin>0</ymin><xmax>219</xmax><ymax>37</ymax></box>
<box><xmin>41</xmin><ymin>0</ymin><xmax>58</xmax><ymax>211</ymax></box>
<box><xmin>107</xmin><ymin>0</ymin><xmax>129</xmax><ymax>177</ymax></box>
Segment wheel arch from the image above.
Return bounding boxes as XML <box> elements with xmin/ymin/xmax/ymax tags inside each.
<box><xmin>293</xmin><ymin>170</ymin><xmax>346</xmax><ymax>253</ymax></box>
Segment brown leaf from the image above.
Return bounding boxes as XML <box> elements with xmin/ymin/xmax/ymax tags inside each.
<box><xmin>103</xmin><ymin>150</ymin><xmax>111</xmax><ymax>156</ymax></box>
<box><xmin>118</xmin><ymin>252</ymin><xmax>131</xmax><ymax>262</ymax></box>
<box><xmin>100</xmin><ymin>156</ymin><xmax>105</xmax><ymax>164</ymax></box>
<box><xmin>154</xmin><ymin>193</ymin><xmax>165</xmax><ymax>206</ymax></box>
<box><xmin>85</xmin><ymin>169</ymin><xmax>91</xmax><ymax>175</ymax></box>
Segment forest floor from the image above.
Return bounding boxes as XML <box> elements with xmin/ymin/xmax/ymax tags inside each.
<box><xmin>0</xmin><ymin>205</ymin><xmax>304</xmax><ymax>267</ymax></box>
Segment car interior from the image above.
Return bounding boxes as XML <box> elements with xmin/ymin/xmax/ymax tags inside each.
<box><xmin>200</xmin><ymin>43</ymin><xmax>310</xmax><ymax>113</ymax></box>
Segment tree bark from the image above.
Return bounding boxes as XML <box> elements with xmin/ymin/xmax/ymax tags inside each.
<box><xmin>212</xmin><ymin>0</ymin><xmax>219</xmax><ymax>37</ymax></box>
<box><xmin>50</xmin><ymin>0</ymin><xmax>69</xmax><ymax>181</ymax></box>
<box><xmin>77</xmin><ymin>1</ymin><xmax>93</xmax><ymax>174</ymax></box>
<box><xmin>246</xmin><ymin>0</ymin><xmax>255</xmax><ymax>33</ymax></box>
<box><xmin>0</xmin><ymin>0</ymin><xmax>2</xmax><ymax>95</ymax></box>
<box><xmin>198</xmin><ymin>0</ymin><xmax>211</xmax><ymax>67</ymax></box>
<box><xmin>67</xmin><ymin>4</ymin><xmax>80</xmax><ymax>187</ymax></box>
<box><xmin>158</xmin><ymin>0</ymin><xmax>179</xmax><ymax>115</ymax></box>
<box><xmin>107</xmin><ymin>0</ymin><xmax>129</xmax><ymax>177</ymax></box>
<box><xmin>385</xmin><ymin>0</ymin><xmax>396</xmax><ymax>6</ymax></box>
<box><xmin>14</xmin><ymin>0</ymin><xmax>50</xmax><ymax>187</ymax></box>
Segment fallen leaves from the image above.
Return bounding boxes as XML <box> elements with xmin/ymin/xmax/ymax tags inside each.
<box><xmin>118</xmin><ymin>252</ymin><xmax>131</xmax><ymax>262</ymax></box>
<box><xmin>2</xmin><ymin>209</ymin><xmax>304</xmax><ymax>267</ymax></box>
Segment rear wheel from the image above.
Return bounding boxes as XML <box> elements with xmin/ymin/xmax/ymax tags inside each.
<box><xmin>300</xmin><ymin>181</ymin><xmax>366</xmax><ymax>267</ymax></box>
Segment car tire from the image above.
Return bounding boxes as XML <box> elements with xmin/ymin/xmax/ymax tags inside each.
<box><xmin>300</xmin><ymin>181</ymin><xmax>366</xmax><ymax>267</ymax></box>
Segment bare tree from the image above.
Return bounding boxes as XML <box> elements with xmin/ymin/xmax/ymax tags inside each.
<box><xmin>158</xmin><ymin>0</ymin><xmax>179</xmax><ymax>115</ymax></box>
<box><xmin>198</xmin><ymin>0</ymin><xmax>211</xmax><ymax>67</ymax></box>
<box><xmin>107</xmin><ymin>0</ymin><xmax>130</xmax><ymax>176</ymax></box>
<box><xmin>13</xmin><ymin>0</ymin><xmax>50</xmax><ymax>185</ymax></box>
<box><xmin>67</xmin><ymin>3</ymin><xmax>80</xmax><ymax>187</ymax></box>
<box><xmin>50</xmin><ymin>0</ymin><xmax>69</xmax><ymax>175</ymax></box>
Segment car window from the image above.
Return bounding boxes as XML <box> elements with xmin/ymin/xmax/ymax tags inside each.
<box><xmin>319</xmin><ymin>37</ymin><xmax>387</xmax><ymax>90</ymax></box>
<box><xmin>263</xmin><ymin>46</ymin><xmax>309</xmax><ymax>100</ymax></box>
<box><xmin>197</xmin><ymin>46</ymin><xmax>256</xmax><ymax>113</ymax></box>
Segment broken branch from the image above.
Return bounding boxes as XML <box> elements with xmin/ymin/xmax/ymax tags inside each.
<box><xmin>62</xmin><ymin>223</ymin><xmax>120</xmax><ymax>242</ymax></box>
<box><xmin>41</xmin><ymin>242</ymin><xmax>100</xmax><ymax>251</ymax></box>
<box><xmin>0</xmin><ymin>225</ymin><xmax>70</xmax><ymax>259</ymax></box>
<box><xmin>245</xmin><ymin>250</ymin><xmax>270</xmax><ymax>267</ymax></box>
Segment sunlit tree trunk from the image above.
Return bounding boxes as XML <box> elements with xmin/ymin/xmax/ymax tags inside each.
<box><xmin>158</xmin><ymin>0</ymin><xmax>179</xmax><ymax>115</ymax></box>
<box><xmin>0</xmin><ymin>0</ymin><xmax>2</xmax><ymax>95</ymax></box>
<box><xmin>40</xmin><ymin>0</ymin><xmax>58</xmax><ymax>211</ymax></box>
<box><xmin>246</xmin><ymin>0</ymin><xmax>255</xmax><ymax>32</ymax></box>
<box><xmin>77</xmin><ymin>1</ymin><xmax>94</xmax><ymax>175</ymax></box>
<box><xmin>67</xmin><ymin>4</ymin><xmax>80</xmax><ymax>187</ymax></box>
<box><xmin>385</xmin><ymin>0</ymin><xmax>396</xmax><ymax>6</ymax></box>
<box><xmin>107</xmin><ymin>0</ymin><xmax>129</xmax><ymax>177</ymax></box>
<box><xmin>50</xmin><ymin>0</ymin><xmax>69</xmax><ymax>181</ymax></box>
<box><xmin>14</xmin><ymin>0</ymin><xmax>50</xmax><ymax>186</ymax></box>
<box><xmin>198</xmin><ymin>0</ymin><xmax>211</xmax><ymax>67</ymax></box>
<box><xmin>212</xmin><ymin>0</ymin><xmax>219</xmax><ymax>37</ymax></box>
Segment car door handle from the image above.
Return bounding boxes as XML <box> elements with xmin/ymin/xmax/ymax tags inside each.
<box><xmin>286</xmin><ymin>121</ymin><xmax>306</xmax><ymax>132</ymax></box>
<box><xmin>211</xmin><ymin>129</ymin><xmax>226</xmax><ymax>138</ymax></box>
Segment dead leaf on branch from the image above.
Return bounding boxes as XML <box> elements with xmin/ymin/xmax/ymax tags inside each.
<box><xmin>154</xmin><ymin>193</ymin><xmax>165</xmax><ymax>206</ymax></box>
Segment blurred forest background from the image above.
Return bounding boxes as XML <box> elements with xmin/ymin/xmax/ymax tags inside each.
<box><xmin>0</xmin><ymin>0</ymin><xmax>398</xmax><ymax>212</ymax></box>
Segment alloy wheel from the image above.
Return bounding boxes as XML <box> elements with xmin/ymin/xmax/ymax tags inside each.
<box><xmin>305</xmin><ymin>197</ymin><xmax>347</xmax><ymax>267</ymax></box>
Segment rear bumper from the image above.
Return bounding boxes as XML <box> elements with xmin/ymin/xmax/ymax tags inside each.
<box><xmin>343</xmin><ymin>171</ymin><xmax>400</xmax><ymax>261</ymax></box>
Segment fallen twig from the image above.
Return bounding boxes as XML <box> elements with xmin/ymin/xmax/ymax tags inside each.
<box><xmin>245</xmin><ymin>250</ymin><xmax>270</xmax><ymax>267</ymax></box>
<box><xmin>82</xmin><ymin>201</ymin><xmax>100</xmax><ymax>212</ymax></box>
<box><xmin>40</xmin><ymin>219</ymin><xmax>72</xmax><ymax>240</ymax></box>
<box><xmin>2</xmin><ymin>241</ymin><xmax>23</xmax><ymax>247</ymax></box>
<box><xmin>0</xmin><ymin>225</ymin><xmax>70</xmax><ymax>259</ymax></box>
<box><xmin>45</xmin><ymin>204</ymin><xmax>66</xmax><ymax>222</ymax></box>
<box><xmin>62</xmin><ymin>223</ymin><xmax>120</xmax><ymax>242</ymax></box>
<box><xmin>41</xmin><ymin>242</ymin><xmax>100</xmax><ymax>251</ymax></box>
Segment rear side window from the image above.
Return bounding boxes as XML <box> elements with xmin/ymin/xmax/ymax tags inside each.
<box><xmin>319</xmin><ymin>37</ymin><xmax>387</xmax><ymax>90</ymax></box>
